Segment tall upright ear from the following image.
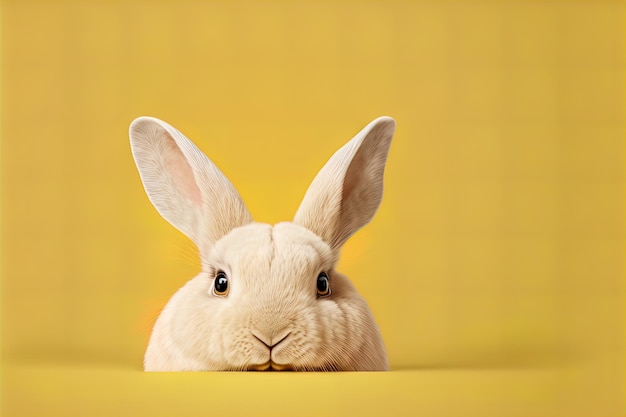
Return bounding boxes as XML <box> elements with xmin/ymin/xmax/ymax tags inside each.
<box><xmin>294</xmin><ymin>117</ymin><xmax>395</xmax><ymax>250</ymax></box>
<box><xmin>129</xmin><ymin>117</ymin><xmax>253</xmax><ymax>259</ymax></box>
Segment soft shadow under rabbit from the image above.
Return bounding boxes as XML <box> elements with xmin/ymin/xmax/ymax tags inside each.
<box><xmin>129</xmin><ymin>116</ymin><xmax>395</xmax><ymax>371</ymax></box>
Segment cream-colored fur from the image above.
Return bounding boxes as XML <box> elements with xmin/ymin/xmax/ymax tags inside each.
<box><xmin>129</xmin><ymin>116</ymin><xmax>395</xmax><ymax>371</ymax></box>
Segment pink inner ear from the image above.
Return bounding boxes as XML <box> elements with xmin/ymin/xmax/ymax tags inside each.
<box><xmin>163</xmin><ymin>135</ymin><xmax>203</xmax><ymax>206</ymax></box>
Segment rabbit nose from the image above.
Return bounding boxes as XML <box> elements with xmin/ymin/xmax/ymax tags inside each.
<box><xmin>251</xmin><ymin>330</ymin><xmax>291</xmax><ymax>349</ymax></box>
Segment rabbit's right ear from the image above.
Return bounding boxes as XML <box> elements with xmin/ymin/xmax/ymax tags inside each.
<box><xmin>294</xmin><ymin>117</ymin><xmax>395</xmax><ymax>251</ymax></box>
<box><xmin>129</xmin><ymin>117</ymin><xmax>253</xmax><ymax>259</ymax></box>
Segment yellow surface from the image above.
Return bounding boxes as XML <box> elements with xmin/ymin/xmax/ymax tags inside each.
<box><xmin>1</xmin><ymin>1</ymin><xmax>624</xmax><ymax>416</ymax></box>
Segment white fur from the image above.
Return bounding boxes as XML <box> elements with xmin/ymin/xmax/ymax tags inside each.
<box><xmin>129</xmin><ymin>116</ymin><xmax>395</xmax><ymax>371</ymax></box>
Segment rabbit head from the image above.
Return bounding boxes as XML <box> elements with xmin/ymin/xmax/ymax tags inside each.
<box><xmin>130</xmin><ymin>116</ymin><xmax>395</xmax><ymax>371</ymax></box>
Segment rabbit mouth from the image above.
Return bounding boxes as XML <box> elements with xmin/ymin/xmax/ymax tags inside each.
<box><xmin>247</xmin><ymin>361</ymin><xmax>294</xmax><ymax>372</ymax></box>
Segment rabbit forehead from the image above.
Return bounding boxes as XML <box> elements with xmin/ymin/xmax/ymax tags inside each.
<box><xmin>211</xmin><ymin>222</ymin><xmax>335</xmax><ymax>283</ymax></box>
<box><xmin>271</xmin><ymin>222</ymin><xmax>336</xmax><ymax>270</ymax></box>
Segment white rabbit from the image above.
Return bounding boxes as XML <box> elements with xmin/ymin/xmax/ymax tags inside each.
<box><xmin>129</xmin><ymin>116</ymin><xmax>395</xmax><ymax>371</ymax></box>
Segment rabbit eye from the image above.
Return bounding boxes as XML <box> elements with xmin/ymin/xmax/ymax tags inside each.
<box><xmin>213</xmin><ymin>271</ymin><xmax>229</xmax><ymax>296</ymax></box>
<box><xmin>316</xmin><ymin>272</ymin><xmax>331</xmax><ymax>297</ymax></box>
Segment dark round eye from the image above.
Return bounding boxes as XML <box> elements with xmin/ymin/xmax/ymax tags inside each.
<box><xmin>316</xmin><ymin>272</ymin><xmax>331</xmax><ymax>297</ymax></box>
<box><xmin>213</xmin><ymin>271</ymin><xmax>229</xmax><ymax>296</ymax></box>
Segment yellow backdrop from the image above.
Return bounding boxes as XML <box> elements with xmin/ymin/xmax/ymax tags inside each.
<box><xmin>1</xmin><ymin>1</ymin><xmax>624</xmax><ymax>416</ymax></box>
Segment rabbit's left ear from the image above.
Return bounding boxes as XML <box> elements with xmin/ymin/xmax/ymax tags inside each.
<box><xmin>294</xmin><ymin>117</ymin><xmax>395</xmax><ymax>250</ymax></box>
<box><xmin>129</xmin><ymin>117</ymin><xmax>253</xmax><ymax>260</ymax></box>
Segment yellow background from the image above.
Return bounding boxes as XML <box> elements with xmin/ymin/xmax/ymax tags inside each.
<box><xmin>1</xmin><ymin>1</ymin><xmax>624</xmax><ymax>416</ymax></box>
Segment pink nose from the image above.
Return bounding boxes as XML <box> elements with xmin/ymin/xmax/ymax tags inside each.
<box><xmin>251</xmin><ymin>330</ymin><xmax>291</xmax><ymax>349</ymax></box>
